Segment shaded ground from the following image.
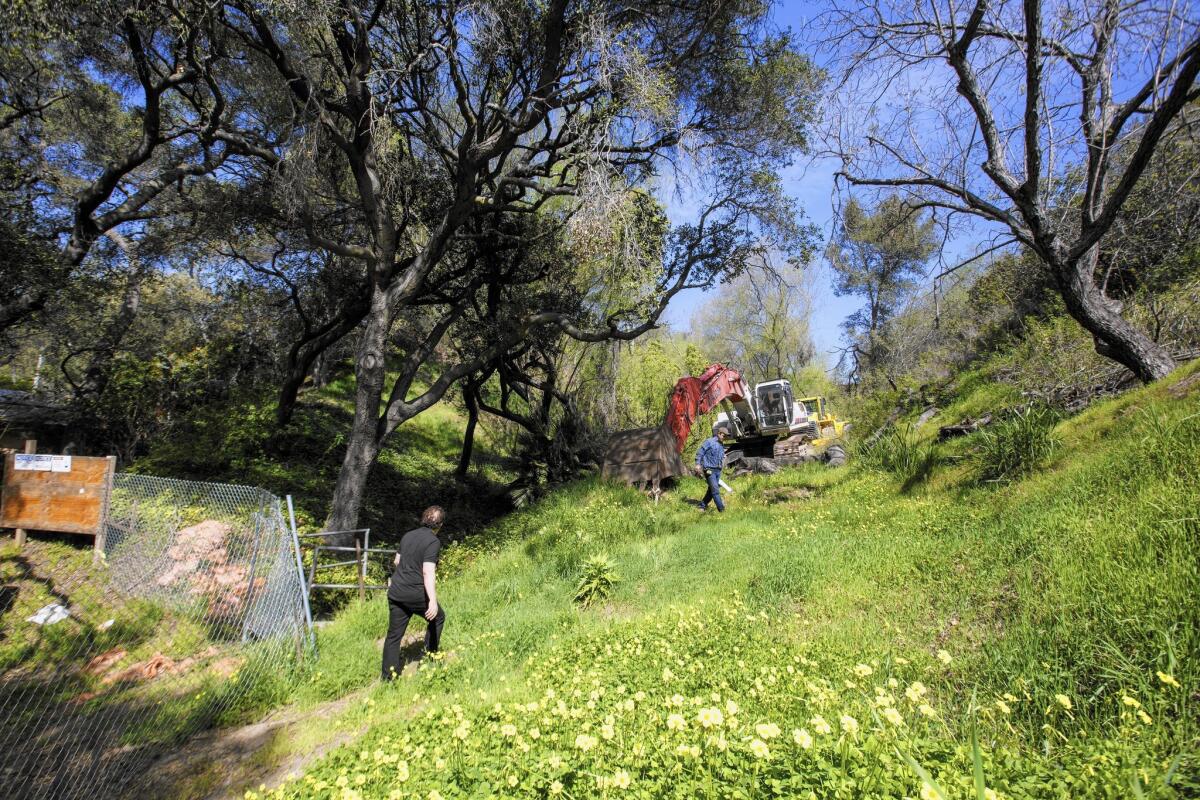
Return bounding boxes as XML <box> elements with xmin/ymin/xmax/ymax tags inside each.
<box><xmin>0</xmin><ymin>536</ymin><xmax>290</xmax><ymax>800</ymax></box>
<box><xmin>138</xmin><ymin>633</ymin><xmax>430</xmax><ymax>800</ymax></box>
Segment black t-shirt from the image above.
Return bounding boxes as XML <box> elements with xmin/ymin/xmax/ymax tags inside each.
<box><xmin>389</xmin><ymin>526</ymin><xmax>441</xmax><ymax>601</ymax></box>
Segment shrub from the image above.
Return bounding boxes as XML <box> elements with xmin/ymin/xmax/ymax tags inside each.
<box><xmin>573</xmin><ymin>554</ymin><xmax>620</xmax><ymax>608</ymax></box>
<box><xmin>977</xmin><ymin>405</ymin><xmax>1059</xmax><ymax>482</ymax></box>
<box><xmin>857</xmin><ymin>424</ymin><xmax>939</xmax><ymax>486</ymax></box>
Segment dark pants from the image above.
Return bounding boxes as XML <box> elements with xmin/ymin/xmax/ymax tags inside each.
<box><xmin>381</xmin><ymin>594</ymin><xmax>445</xmax><ymax>681</ymax></box>
<box><xmin>701</xmin><ymin>468</ymin><xmax>725</xmax><ymax>512</ymax></box>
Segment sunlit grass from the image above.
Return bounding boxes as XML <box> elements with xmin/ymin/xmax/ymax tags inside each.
<box><xmin>236</xmin><ymin>363</ymin><xmax>1200</xmax><ymax>797</ymax></box>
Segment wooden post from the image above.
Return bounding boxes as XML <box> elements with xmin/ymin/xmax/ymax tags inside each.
<box><xmin>14</xmin><ymin>439</ymin><xmax>35</xmax><ymax>549</ymax></box>
<box><xmin>92</xmin><ymin>456</ymin><xmax>116</xmax><ymax>564</ymax></box>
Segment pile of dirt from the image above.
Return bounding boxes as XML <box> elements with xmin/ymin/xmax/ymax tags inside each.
<box><xmin>79</xmin><ymin>644</ymin><xmax>237</xmax><ymax>689</ymax></box>
<box><xmin>760</xmin><ymin>486</ymin><xmax>816</xmax><ymax>504</ymax></box>
<box><xmin>157</xmin><ymin>520</ymin><xmax>264</xmax><ymax>621</ymax></box>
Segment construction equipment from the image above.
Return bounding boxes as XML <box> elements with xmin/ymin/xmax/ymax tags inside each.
<box><xmin>601</xmin><ymin>364</ymin><xmax>850</xmax><ymax>485</ymax></box>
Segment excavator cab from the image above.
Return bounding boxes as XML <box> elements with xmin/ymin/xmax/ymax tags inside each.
<box><xmin>754</xmin><ymin>380</ymin><xmax>795</xmax><ymax>433</ymax></box>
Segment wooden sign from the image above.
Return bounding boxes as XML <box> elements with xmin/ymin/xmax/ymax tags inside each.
<box><xmin>1</xmin><ymin>453</ymin><xmax>116</xmax><ymax>542</ymax></box>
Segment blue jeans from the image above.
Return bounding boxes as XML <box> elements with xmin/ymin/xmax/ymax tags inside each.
<box><xmin>701</xmin><ymin>468</ymin><xmax>724</xmax><ymax>512</ymax></box>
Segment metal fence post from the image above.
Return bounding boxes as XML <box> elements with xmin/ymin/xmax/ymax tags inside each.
<box><xmin>286</xmin><ymin>495</ymin><xmax>317</xmax><ymax>656</ymax></box>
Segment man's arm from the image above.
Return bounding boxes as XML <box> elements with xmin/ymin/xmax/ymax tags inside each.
<box><xmin>422</xmin><ymin>562</ymin><xmax>438</xmax><ymax>620</ymax></box>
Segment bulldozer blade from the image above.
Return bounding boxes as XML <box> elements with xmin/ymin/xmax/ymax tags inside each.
<box><xmin>602</xmin><ymin>425</ymin><xmax>686</xmax><ymax>485</ymax></box>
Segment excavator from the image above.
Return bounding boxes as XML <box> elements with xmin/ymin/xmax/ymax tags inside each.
<box><xmin>601</xmin><ymin>363</ymin><xmax>849</xmax><ymax>486</ymax></box>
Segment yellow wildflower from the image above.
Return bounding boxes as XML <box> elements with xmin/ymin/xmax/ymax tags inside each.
<box><xmin>1138</xmin><ymin>710</ymin><xmax>1153</xmax><ymax>725</ymax></box>
<box><xmin>611</xmin><ymin>770</ymin><xmax>632</xmax><ymax>789</ymax></box>
<box><xmin>1157</xmin><ymin>671</ymin><xmax>1181</xmax><ymax>688</ymax></box>
<box><xmin>1055</xmin><ymin>694</ymin><xmax>1072</xmax><ymax>711</ymax></box>
<box><xmin>500</xmin><ymin>724</ymin><xmax>517</xmax><ymax>737</ymax></box>
<box><xmin>936</xmin><ymin>649</ymin><xmax>952</xmax><ymax>665</ymax></box>
<box><xmin>575</xmin><ymin>734</ymin><xmax>598</xmax><ymax>751</ymax></box>
<box><xmin>840</xmin><ymin>714</ymin><xmax>859</xmax><ymax>735</ymax></box>
<box><xmin>905</xmin><ymin>682</ymin><xmax>928</xmax><ymax>702</ymax></box>
<box><xmin>667</xmin><ymin>713</ymin><xmax>687</xmax><ymax>731</ymax></box>
<box><xmin>810</xmin><ymin>715</ymin><xmax>832</xmax><ymax>735</ymax></box>
<box><xmin>549</xmin><ymin>781</ymin><xmax>563</xmax><ymax>795</ymax></box>
<box><xmin>918</xmin><ymin>703</ymin><xmax>937</xmax><ymax>718</ymax></box>
<box><xmin>854</xmin><ymin>663</ymin><xmax>874</xmax><ymax>678</ymax></box>
<box><xmin>697</xmin><ymin>707</ymin><xmax>724</xmax><ymax>728</ymax></box>
<box><xmin>506</xmin><ymin>775</ymin><xmax>518</xmax><ymax>788</ymax></box>
<box><xmin>1121</xmin><ymin>696</ymin><xmax>1140</xmax><ymax>708</ymax></box>
<box><xmin>920</xmin><ymin>783</ymin><xmax>943</xmax><ymax>800</ymax></box>
<box><xmin>883</xmin><ymin>707</ymin><xmax>904</xmax><ymax>726</ymax></box>
<box><xmin>600</xmin><ymin>723</ymin><xmax>615</xmax><ymax>740</ymax></box>
<box><xmin>749</xmin><ymin>738</ymin><xmax>771</xmax><ymax>759</ymax></box>
<box><xmin>793</xmin><ymin>728</ymin><xmax>813</xmax><ymax>749</ymax></box>
<box><xmin>995</xmin><ymin>700</ymin><xmax>1011</xmax><ymax>715</ymax></box>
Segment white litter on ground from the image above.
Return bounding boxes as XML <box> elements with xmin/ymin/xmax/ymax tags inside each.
<box><xmin>27</xmin><ymin>603</ymin><xmax>70</xmax><ymax>626</ymax></box>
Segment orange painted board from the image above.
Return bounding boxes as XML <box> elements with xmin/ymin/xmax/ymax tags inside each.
<box><xmin>1</xmin><ymin>454</ymin><xmax>115</xmax><ymax>536</ymax></box>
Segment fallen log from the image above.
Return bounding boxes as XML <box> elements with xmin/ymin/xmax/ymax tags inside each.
<box><xmin>937</xmin><ymin>413</ymin><xmax>994</xmax><ymax>441</ymax></box>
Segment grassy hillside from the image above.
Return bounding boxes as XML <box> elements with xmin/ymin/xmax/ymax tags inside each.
<box><xmin>209</xmin><ymin>362</ymin><xmax>1200</xmax><ymax>799</ymax></box>
<box><xmin>132</xmin><ymin>372</ymin><xmax>516</xmax><ymax>545</ymax></box>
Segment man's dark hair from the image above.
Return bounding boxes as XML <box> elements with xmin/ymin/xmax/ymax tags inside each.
<box><xmin>421</xmin><ymin>506</ymin><xmax>446</xmax><ymax>528</ymax></box>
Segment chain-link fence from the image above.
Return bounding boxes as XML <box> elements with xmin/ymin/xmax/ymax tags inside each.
<box><xmin>0</xmin><ymin>474</ymin><xmax>313</xmax><ymax>800</ymax></box>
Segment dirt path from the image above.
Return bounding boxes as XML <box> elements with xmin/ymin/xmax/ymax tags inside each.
<box><xmin>136</xmin><ymin>689</ymin><xmax>367</xmax><ymax>800</ymax></box>
<box><xmin>137</xmin><ymin>635</ymin><xmax>430</xmax><ymax>800</ymax></box>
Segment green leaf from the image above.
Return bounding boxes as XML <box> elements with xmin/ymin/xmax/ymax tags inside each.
<box><xmin>971</xmin><ymin>720</ymin><xmax>986</xmax><ymax>800</ymax></box>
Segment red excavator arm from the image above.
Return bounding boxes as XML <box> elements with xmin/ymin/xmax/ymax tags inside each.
<box><xmin>663</xmin><ymin>363</ymin><xmax>751</xmax><ymax>453</ymax></box>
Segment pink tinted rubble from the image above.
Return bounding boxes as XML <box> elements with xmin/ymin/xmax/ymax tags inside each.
<box><xmin>156</xmin><ymin>520</ymin><xmax>264</xmax><ymax>620</ymax></box>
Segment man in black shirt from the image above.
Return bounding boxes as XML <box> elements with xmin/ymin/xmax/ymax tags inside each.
<box><xmin>381</xmin><ymin>505</ymin><xmax>446</xmax><ymax>681</ymax></box>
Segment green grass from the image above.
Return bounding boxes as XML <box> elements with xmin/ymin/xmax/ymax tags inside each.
<box><xmin>229</xmin><ymin>361</ymin><xmax>1200</xmax><ymax>798</ymax></box>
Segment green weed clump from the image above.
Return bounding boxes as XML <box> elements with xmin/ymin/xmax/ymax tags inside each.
<box><xmin>857</xmin><ymin>424</ymin><xmax>939</xmax><ymax>486</ymax></box>
<box><xmin>977</xmin><ymin>405</ymin><xmax>1059</xmax><ymax>483</ymax></box>
<box><xmin>573</xmin><ymin>555</ymin><xmax>620</xmax><ymax>609</ymax></box>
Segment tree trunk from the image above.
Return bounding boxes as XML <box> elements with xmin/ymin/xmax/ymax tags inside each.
<box><xmin>455</xmin><ymin>382</ymin><xmax>479</xmax><ymax>479</ymax></box>
<box><xmin>275</xmin><ymin>368</ymin><xmax>307</xmax><ymax>427</ymax></box>
<box><xmin>276</xmin><ymin>308</ymin><xmax>367</xmax><ymax>426</ymax></box>
<box><xmin>1055</xmin><ymin>252</ymin><xmax>1177</xmax><ymax>383</ymax></box>
<box><xmin>325</xmin><ymin>286</ymin><xmax>389</xmax><ymax>534</ymax></box>
<box><xmin>79</xmin><ymin>236</ymin><xmax>146</xmax><ymax>399</ymax></box>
